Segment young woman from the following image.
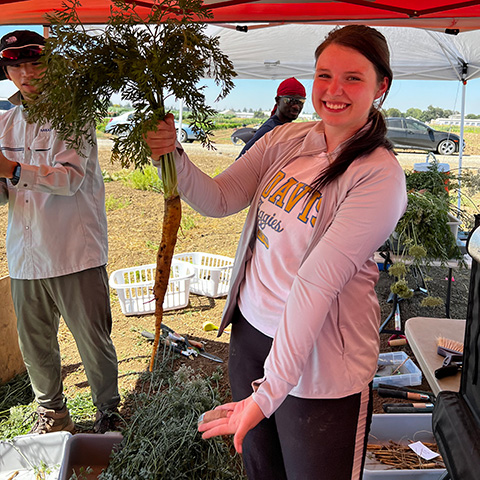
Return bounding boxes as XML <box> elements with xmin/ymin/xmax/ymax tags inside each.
<box><xmin>146</xmin><ymin>25</ymin><xmax>407</xmax><ymax>480</ymax></box>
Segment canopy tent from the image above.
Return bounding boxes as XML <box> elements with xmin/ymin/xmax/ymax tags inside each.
<box><xmin>1</xmin><ymin>0</ymin><xmax>480</xmax><ymax>31</ymax></box>
<box><xmin>207</xmin><ymin>22</ymin><xmax>480</xmax><ymax>208</ymax></box>
<box><xmin>207</xmin><ymin>23</ymin><xmax>480</xmax><ymax>81</ymax></box>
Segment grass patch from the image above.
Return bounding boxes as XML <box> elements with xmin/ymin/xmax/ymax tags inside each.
<box><xmin>0</xmin><ymin>381</ymin><xmax>97</xmax><ymax>439</ymax></box>
<box><xmin>125</xmin><ymin>165</ymin><xmax>163</xmax><ymax>192</ymax></box>
<box><xmin>181</xmin><ymin>213</ymin><xmax>196</xmax><ymax>231</ymax></box>
<box><xmin>105</xmin><ymin>194</ymin><xmax>131</xmax><ymax>212</ymax></box>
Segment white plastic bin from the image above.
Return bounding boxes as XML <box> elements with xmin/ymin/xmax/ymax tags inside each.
<box><xmin>109</xmin><ymin>261</ymin><xmax>194</xmax><ymax>316</ymax></box>
<box><xmin>0</xmin><ymin>431</ymin><xmax>71</xmax><ymax>480</ymax></box>
<box><xmin>364</xmin><ymin>414</ymin><xmax>446</xmax><ymax>478</ymax></box>
<box><xmin>173</xmin><ymin>252</ymin><xmax>234</xmax><ymax>298</ymax></box>
<box><xmin>374</xmin><ymin>351</ymin><xmax>422</xmax><ymax>388</ymax></box>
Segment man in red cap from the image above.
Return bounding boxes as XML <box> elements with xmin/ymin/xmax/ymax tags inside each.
<box><xmin>237</xmin><ymin>77</ymin><xmax>306</xmax><ymax>159</ymax></box>
<box><xmin>0</xmin><ymin>30</ymin><xmax>120</xmax><ymax>435</ymax></box>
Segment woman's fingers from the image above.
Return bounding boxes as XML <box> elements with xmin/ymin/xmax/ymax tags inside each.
<box><xmin>144</xmin><ymin>113</ymin><xmax>177</xmax><ymax>160</ymax></box>
<box><xmin>197</xmin><ymin>396</ymin><xmax>266</xmax><ymax>453</ymax></box>
<box><xmin>199</xmin><ymin>417</ymin><xmax>234</xmax><ymax>439</ymax></box>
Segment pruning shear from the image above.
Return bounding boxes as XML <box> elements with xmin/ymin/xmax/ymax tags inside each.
<box><xmin>141</xmin><ymin>326</ymin><xmax>223</xmax><ymax>363</ymax></box>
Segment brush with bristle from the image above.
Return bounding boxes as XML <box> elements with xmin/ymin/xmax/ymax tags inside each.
<box><xmin>435</xmin><ymin>336</ymin><xmax>464</xmax><ymax>379</ymax></box>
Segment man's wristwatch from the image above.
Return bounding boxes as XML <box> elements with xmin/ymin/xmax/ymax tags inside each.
<box><xmin>11</xmin><ymin>162</ymin><xmax>21</xmax><ymax>186</ymax></box>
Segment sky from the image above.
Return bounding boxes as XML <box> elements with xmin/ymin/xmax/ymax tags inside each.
<box><xmin>1</xmin><ymin>24</ymin><xmax>479</xmax><ymax>116</ymax></box>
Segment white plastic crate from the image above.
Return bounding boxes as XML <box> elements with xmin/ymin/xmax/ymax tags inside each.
<box><xmin>374</xmin><ymin>351</ymin><xmax>422</xmax><ymax>388</ymax></box>
<box><xmin>173</xmin><ymin>252</ymin><xmax>234</xmax><ymax>298</ymax></box>
<box><xmin>0</xmin><ymin>431</ymin><xmax>72</xmax><ymax>480</ymax></box>
<box><xmin>109</xmin><ymin>261</ymin><xmax>194</xmax><ymax>316</ymax></box>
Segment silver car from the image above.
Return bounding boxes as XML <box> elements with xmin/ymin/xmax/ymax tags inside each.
<box><xmin>105</xmin><ymin>111</ymin><xmax>200</xmax><ymax>143</ymax></box>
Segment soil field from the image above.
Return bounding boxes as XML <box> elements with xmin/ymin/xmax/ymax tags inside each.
<box><xmin>0</xmin><ymin>129</ymin><xmax>478</xmax><ymax>427</ymax></box>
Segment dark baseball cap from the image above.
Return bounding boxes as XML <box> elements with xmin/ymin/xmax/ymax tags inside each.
<box><xmin>0</xmin><ymin>30</ymin><xmax>45</xmax><ymax>81</ymax></box>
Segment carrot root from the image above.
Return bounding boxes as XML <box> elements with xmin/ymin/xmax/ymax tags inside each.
<box><xmin>149</xmin><ymin>194</ymin><xmax>182</xmax><ymax>371</ymax></box>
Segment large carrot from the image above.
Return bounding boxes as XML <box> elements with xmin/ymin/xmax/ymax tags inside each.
<box><xmin>149</xmin><ymin>150</ymin><xmax>181</xmax><ymax>371</ymax></box>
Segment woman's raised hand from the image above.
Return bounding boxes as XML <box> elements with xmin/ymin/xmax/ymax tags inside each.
<box><xmin>145</xmin><ymin>113</ymin><xmax>177</xmax><ymax>161</ymax></box>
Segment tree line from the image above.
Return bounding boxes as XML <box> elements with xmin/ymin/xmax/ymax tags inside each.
<box><xmin>384</xmin><ymin>105</ymin><xmax>480</xmax><ymax>123</ymax></box>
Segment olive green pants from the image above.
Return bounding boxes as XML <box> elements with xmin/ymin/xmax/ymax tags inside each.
<box><xmin>11</xmin><ymin>266</ymin><xmax>120</xmax><ymax>412</ymax></box>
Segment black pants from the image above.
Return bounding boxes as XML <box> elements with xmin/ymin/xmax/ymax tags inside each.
<box><xmin>228</xmin><ymin>308</ymin><xmax>372</xmax><ymax>480</ymax></box>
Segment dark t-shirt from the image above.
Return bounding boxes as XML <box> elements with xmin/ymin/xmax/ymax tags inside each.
<box><xmin>237</xmin><ymin>115</ymin><xmax>285</xmax><ymax>159</ymax></box>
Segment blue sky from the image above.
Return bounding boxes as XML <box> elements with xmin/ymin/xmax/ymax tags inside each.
<box><xmin>1</xmin><ymin>24</ymin><xmax>479</xmax><ymax>116</ymax></box>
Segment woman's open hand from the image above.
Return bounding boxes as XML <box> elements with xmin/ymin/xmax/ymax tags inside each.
<box><xmin>198</xmin><ymin>396</ymin><xmax>265</xmax><ymax>453</ymax></box>
<box><xmin>144</xmin><ymin>113</ymin><xmax>177</xmax><ymax>161</ymax></box>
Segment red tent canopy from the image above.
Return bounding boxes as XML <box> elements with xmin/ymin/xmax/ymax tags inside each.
<box><xmin>1</xmin><ymin>0</ymin><xmax>480</xmax><ymax>30</ymax></box>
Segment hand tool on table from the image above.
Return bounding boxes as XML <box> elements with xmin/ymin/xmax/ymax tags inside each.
<box><xmin>376</xmin><ymin>383</ymin><xmax>436</xmax><ymax>402</ymax></box>
<box><xmin>434</xmin><ymin>337</ymin><xmax>463</xmax><ymax>379</ymax></box>
<box><xmin>377</xmin><ymin>387</ymin><xmax>431</xmax><ymax>402</ymax></box>
<box><xmin>382</xmin><ymin>402</ymin><xmax>435</xmax><ymax>413</ymax></box>
<box><xmin>141</xmin><ymin>327</ymin><xmax>223</xmax><ymax>363</ymax></box>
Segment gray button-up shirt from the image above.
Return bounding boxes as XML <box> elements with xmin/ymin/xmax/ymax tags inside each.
<box><xmin>0</xmin><ymin>92</ymin><xmax>108</xmax><ymax>279</ymax></box>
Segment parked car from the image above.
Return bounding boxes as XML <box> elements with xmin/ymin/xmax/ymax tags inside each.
<box><xmin>386</xmin><ymin>117</ymin><xmax>464</xmax><ymax>155</ymax></box>
<box><xmin>105</xmin><ymin>111</ymin><xmax>200</xmax><ymax>143</ymax></box>
<box><xmin>0</xmin><ymin>98</ymin><xmax>14</xmax><ymax>114</ymax></box>
<box><xmin>231</xmin><ymin>125</ymin><xmax>259</xmax><ymax>145</ymax></box>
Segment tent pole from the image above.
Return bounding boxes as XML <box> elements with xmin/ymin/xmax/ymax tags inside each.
<box><xmin>458</xmin><ymin>80</ymin><xmax>466</xmax><ymax>213</ymax></box>
<box><xmin>177</xmin><ymin>98</ymin><xmax>184</xmax><ymax>142</ymax></box>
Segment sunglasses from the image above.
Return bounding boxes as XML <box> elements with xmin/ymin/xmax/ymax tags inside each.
<box><xmin>1</xmin><ymin>45</ymin><xmax>44</xmax><ymax>61</ymax></box>
<box><xmin>279</xmin><ymin>96</ymin><xmax>306</xmax><ymax>106</ymax></box>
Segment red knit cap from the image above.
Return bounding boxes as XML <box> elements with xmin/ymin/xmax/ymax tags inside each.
<box><xmin>271</xmin><ymin>77</ymin><xmax>306</xmax><ymax>116</ymax></box>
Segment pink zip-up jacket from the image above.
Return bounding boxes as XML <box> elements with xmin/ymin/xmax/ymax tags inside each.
<box><xmin>157</xmin><ymin>120</ymin><xmax>407</xmax><ymax>418</ymax></box>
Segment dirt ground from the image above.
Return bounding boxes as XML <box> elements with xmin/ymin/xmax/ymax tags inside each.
<box><xmin>0</xmin><ymin>131</ymin><xmax>476</xmax><ymax>424</ymax></box>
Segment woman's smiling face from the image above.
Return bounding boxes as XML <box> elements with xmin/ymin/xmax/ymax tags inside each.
<box><xmin>312</xmin><ymin>43</ymin><xmax>388</xmax><ymax>143</ymax></box>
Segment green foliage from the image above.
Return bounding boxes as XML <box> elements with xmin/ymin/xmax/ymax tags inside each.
<box><xmin>0</xmin><ymin>373</ymin><xmax>34</xmax><ymax>421</ymax></box>
<box><xmin>405</xmin><ymin>107</ymin><xmax>423</xmax><ymax>121</ymax></box>
<box><xmin>405</xmin><ymin>163</ymin><xmax>450</xmax><ymax>199</ymax></box>
<box><xmin>433</xmin><ymin>124</ymin><xmax>480</xmax><ymax>134</ymax></box>
<box><xmin>383</xmin><ymin>105</ymin><xmax>457</xmax><ymax>123</ymax></box>
<box><xmin>98</xmin><ymin>357</ymin><xmax>245</xmax><ymax>479</ymax></box>
<box><xmin>181</xmin><ymin>213</ymin><xmax>196</xmax><ymax>231</ymax></box>
<box><xmin>102</xmin><ymin>169</ymin><xmax>130</xmax><ymax>183</ymax></box>
<box><xmin>253</xmin><ymin>109</ymin><xmax>267</xmax><ymax>119</ymax></box>
<box><xmin>27</xmin><ymin>0</ymin><xmax>236</xmax><ymax>172</ymax></box>
<box><xmin>389</xmin><ymin>161</ymin><xmax>466</xmax><ymax>301</ymax></box>
<box><xmin>126</xmin><ymin>164</ymin><xmax>163</xmax><ymax>192</ymax></box>
<box><xmin>0</xmin><ymin>388</ymin><xmax>99</xmax><ymax>440</ymax></box>
<box><xmin>0</xmin><ymin>403</ymin><xmax>37</xmax><ymax>439</ymax></box>
<box><xmin>96</xmin><ymin>117</ymin><xmax>111</xmax><ymax>133</ymax></box>
<box><xmin>394</xmin><ymin>190</ymin><xmax>461</xmax><ymax>262</ymax></box>
<box><xmin>105</xmin><ymin>194</ymin><xmax>131</xmax><ymax>211</ymax></box>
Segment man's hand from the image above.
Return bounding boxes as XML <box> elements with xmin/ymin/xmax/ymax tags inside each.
<box><xmin>197</xmin><ymin>395</ymin><xmax>265</xmax><ymax>453</ymax></box>
<box><xmin>0</xmin><ymin>153</ymin><xmax>16</xmax><ymax>179</ymax></box>
<box><xmin>144</xmin><ymin>113</ymin><xmax>177</xmax><ymax>161</ymax></box>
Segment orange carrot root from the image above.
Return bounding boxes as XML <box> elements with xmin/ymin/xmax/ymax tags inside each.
<box><xmin>149</xmin><ymin>194</ymin><xmax>182</xmax><ymax>371</ymax></box>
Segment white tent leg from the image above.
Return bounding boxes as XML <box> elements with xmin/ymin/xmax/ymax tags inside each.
<box><xmin>458</xmin><ymin>81</ymin><xmax>466</xmax><ymax>213</ymax></box>
<box><xmin>177</xmin><ymin>98</ymin><xmax>184</xmax><ymax>142</ymax></box>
